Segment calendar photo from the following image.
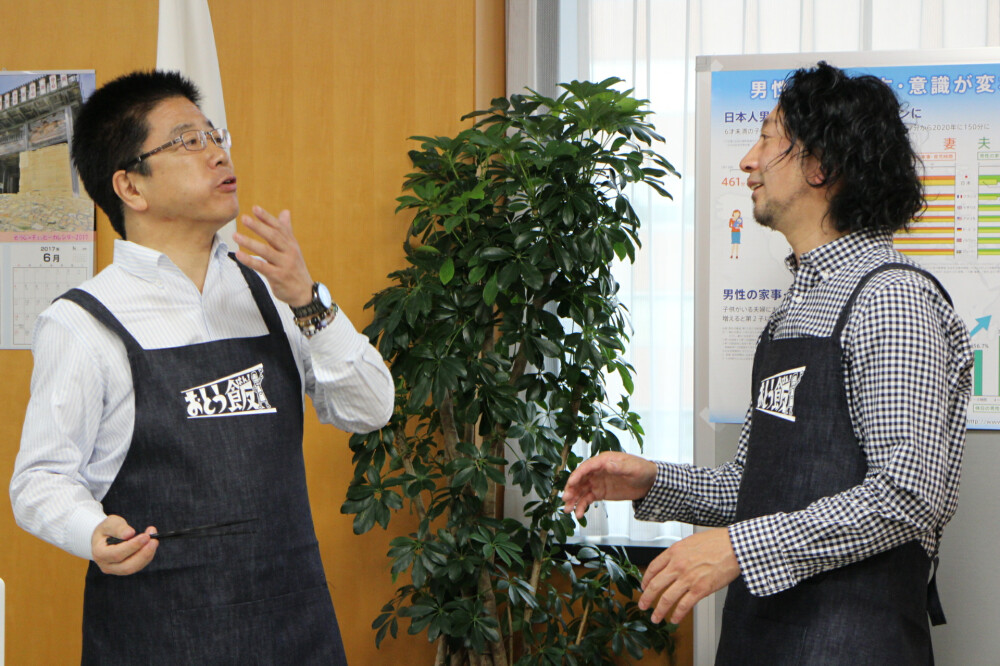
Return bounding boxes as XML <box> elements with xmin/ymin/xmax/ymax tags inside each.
<box><xmin>0</xmin><ymin>69</ymin><xmax>96</xmax><ymax>349</ymax></box>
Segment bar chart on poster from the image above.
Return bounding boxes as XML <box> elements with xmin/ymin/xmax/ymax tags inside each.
<box><xmin>897</xmin><ymin>165</ymin><xmax>957</xmax><ymax>256</ymax></box>
<box><xmin>894</xmin><ymin>131</ymin><xmax>1000</xmax><ymax>425</ymax></box>
<box><xmin>699</xmin><ymin>51</ymin><xmax>1000</xmax><ymax>428</ymax></box>
<box><xmin>976</xmin><ymin>166</ymin><xmax>1000</xmax><ymax>255</ymax></box>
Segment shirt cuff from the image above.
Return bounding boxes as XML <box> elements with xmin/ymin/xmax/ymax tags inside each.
<box><xmin>66</xmin><ymin>503</ymin><xmax>107</xmax><ymax>561</ymax></box>
<box><xmin>727</xmin><ymin>514</ymin><xmax>797</xmax><ymax>596</ymax></box>
<box><xmin>633</xmin><ymin>462</ymin><xmax>679</xmax><ymax>521</ymax></box>
<box><xmin>304</xmin><ymin>309</ymin><xmax>364</xmax><ymax>360</ymax></box>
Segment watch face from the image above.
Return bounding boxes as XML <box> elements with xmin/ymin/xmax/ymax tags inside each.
<box><xmin>316</xmin><ymin>282</ymin><xmax>333</xmax><ymax>309</ymax></box>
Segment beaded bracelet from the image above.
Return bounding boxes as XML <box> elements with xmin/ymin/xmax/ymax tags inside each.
<box><xmin>295</xmin><ymin>304</ymin><xmax>338</xmax><ymax>338</ymax></box>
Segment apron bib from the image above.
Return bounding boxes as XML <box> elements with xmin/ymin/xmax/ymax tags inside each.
<box><xmin>63</xmin><ymin>257</ymin><xmax>346</xmax><ymax>665</ymax></box>
<box><xmin>715</xmin><ymin>263</ymin><xmax>946</xmax><ymax>666</ymax></box>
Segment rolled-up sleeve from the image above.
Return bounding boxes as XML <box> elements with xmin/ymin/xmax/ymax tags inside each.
<box><xmin>296</xmin><ymin>309</ymin><xmax>394</xmax><ymax>433</ymax></box>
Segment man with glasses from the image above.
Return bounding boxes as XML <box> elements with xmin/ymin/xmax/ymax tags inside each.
<box><xmin>10</xmin><ymin>70</ymin><xmax>392</xmax><ymax>664</ymax></box>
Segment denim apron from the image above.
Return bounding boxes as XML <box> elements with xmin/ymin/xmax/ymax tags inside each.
<box><xmin>715</xmin><ymin>263</ymin><xmax>946</xmax><ymax>666</ymax></box>
<box><xmin>63</xmin><ymin>257</ymin><xmax>346</xmax><ymax>665</ymax></box>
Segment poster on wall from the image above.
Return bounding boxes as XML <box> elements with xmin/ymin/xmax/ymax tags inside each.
<box><xmin>0</xmin><ymin>70</ymin><xmax>95</xmax><ymax>350</ymax></box>
<box><xmin>697</xmin><ymin>50</ymin><xmax>1000</xmax><ymax>429</ymax></box>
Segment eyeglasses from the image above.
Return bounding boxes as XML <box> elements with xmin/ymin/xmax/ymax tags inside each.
<box><xmin>121</xmin><ymin>127</ymin><xmax>231</xmax><ymax>170</ymax></box>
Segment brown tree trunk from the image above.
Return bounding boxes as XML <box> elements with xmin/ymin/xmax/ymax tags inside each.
<box><xmin>439</xmin><ymin>392</ymin><xmax>462</xmax><ymax>462</ymax></box>
<box><xmin>435</xmin><ymin>636</ymin><xmax>448</xmax><ymax>666</ymax></box>
<box><xmin>478</xmin><ymin>567</ymin><xmax>509</xmax><ymax>666</ymax></box>
<box><xmin>523</xmin><ymin>384</ymin><xmax>584</xmax><ymax>630</ymax></box>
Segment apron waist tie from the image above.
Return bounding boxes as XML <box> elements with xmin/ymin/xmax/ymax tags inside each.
<box><xmin>927</xmin><ymin>556</ymin><xmax>947</xmax><ymax>626</ymax></box>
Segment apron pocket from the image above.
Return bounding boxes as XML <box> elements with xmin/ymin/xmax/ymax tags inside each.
<box><xmin>716</xmin><ymin>607</ymin><xmax>807</xmax><ymax>665</ymax></box>
<box><xmin>169</xmin><ymin>583</ymin><xmax>343</xmax><ymax>665</ymax></box>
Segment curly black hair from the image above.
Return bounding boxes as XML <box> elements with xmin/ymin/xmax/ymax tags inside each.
<box><xmin>71</xmin><ymin>70</ymin><xmax>201</xmax><ymax>239</ymax></box>
<box><xmin>777</xmin><ymin>61</ymin><xmax>924</xmax><ymax>234</ymax></box>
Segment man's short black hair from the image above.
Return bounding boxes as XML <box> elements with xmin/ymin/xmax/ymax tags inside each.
<box><xmin>777</xmin><ymin>61</ymin><xmax>924</xmax><ymax>234</ymax></box>
<box><xmin>71</xmin><ymin>70</ymin><xmax>201</xmax><ymax>239</ymax></box>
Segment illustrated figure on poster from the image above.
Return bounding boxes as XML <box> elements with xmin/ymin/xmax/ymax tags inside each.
<box><xmin>729</xmin><ymin>208</ymin><xmax>744</xmax><ymax>258</ymax></box>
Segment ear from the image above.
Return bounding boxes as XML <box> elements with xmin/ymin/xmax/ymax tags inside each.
<box><xmin>802</xmin><ymin>155</ymin><xmax>826</xmax><ymax>186</ymax></box>
<box><xmin>112</xmin><ymin>169</ymin><xmax>149</xmax><ymax>214</ymax></box>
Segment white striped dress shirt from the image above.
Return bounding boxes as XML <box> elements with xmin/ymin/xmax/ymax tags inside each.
<box><xmin>10</xmin><ymin>238</ymin><xmax>394</xmax><ymax>561</ymax></box>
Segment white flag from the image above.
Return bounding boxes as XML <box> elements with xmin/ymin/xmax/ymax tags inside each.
<box><xmin>156</xmin><ymin>0</ymin><xmax>227</xmax><ymax>128</ymax></box>
<box><xmin>156</xmin><ymin>0</ymin><xmax>236</xmax><ymax>245</ymax></box>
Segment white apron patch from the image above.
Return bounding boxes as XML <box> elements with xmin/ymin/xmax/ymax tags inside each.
<box><xmin>182</xmin><ymin>363</ymin><xmax>276</xmax><ymax>418</ymax></box>
<box><xmin>755</xmin><ymin>365</ymin><xmax>806</xmax><ymax>422</ymax></box>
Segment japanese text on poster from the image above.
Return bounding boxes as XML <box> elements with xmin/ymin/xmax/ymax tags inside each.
<box><xmin>707</xmin><ymin>59</ymin><xmax>1000</xmax><ymax>428</ymax></box>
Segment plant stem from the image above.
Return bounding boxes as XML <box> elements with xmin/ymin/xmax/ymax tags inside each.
<box><xmin>575</xmin><ymin>600</ymin><xmax>591</xmax><ymax>645</ymax></box>
<box><xmin>439</xmin><ymin>391</ymin><xmax>461</xmax><ymax>461</ymax></box>
<box><xmin>483</xmin><ymin>294</ymin><xmax>543</xmax><ymax>461</ymax></box>
<box><xmin>483</xmin><ymin>315</ymin><xmax>495</xmax><ymax>355</ymax></box>
<box><xmin>505</xmin><ymin>294</ymin><xmax>546</xmax><ymax>387</ymax></box>
<box><xmin>507</xmin><ymin>604</ymin><xmax>514</xmax><ymax>666</ymax></box>
<box><xmin>523</xmin><ymin>383</ymin><xmax>585</xmax><ymax>630</ymax></box>
<box><xmin>435</xmin><ymin>636</ymin><xmax>447</xmax><ymax>666</ymax></box>
<box><xmin>396</xmin><ymin>446</ymin><xmax>428</xmax><ymax>521</ymax></box>
<box><xmin>464</xmin><ymin>421</ymin><xmax>476</xmax><ymax>451</ymax></box>
<box><xmin>478</xmin><ymin>567</ymin><xmax>509</xmax><ymax>666</ymax></box>
<box><xmin>508</xmin><ymin>345</ymin><xmax>528</xmax><ymax>388</ymax></box>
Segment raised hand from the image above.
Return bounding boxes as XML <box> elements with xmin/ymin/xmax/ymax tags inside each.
<box><xmin>233</xmin><ymin>206</ymin><xmax>315</xmax><ymax>307</ymax></box>
<box><xmin>561</xmin><ymin>451</ymin><xmax>658</xmax><ymax>520</ymax></box>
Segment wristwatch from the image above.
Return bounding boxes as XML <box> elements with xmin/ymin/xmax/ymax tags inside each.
<box><xmin>291</xmin><ymin>282</ymin><xmax>333</xmax><ymax>320</ymax></box>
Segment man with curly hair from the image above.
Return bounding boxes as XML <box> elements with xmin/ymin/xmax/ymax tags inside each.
<box><xmin>563</xmin><ymin>62</ymin><xmax>973</xmax><ymax>664</ymax></box>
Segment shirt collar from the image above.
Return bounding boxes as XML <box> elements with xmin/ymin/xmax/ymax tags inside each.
<box><xmin>784</xmin><ymin>228</ymin><xmax>894</xmax><ymax>281</ymax></box>
<box><xmin>112</xmin><ymin>234</ymin><xmax>229</xmax><ymax>284</ymax></box>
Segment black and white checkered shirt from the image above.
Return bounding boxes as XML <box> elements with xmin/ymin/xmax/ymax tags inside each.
<box><xmin>634</xmin><ymin>228</ymin><xmax>973</xmax><ymax>597</ymax></box>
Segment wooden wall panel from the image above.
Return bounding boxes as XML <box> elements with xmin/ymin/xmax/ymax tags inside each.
<box><xmin>0</xmin><ymin>1</ymin><xmax>503</xmax><ymax>663</ymax></box>
<box><xmin>0</xmin><ymin>5</ymin><xmax>158</xmax><ymax>664</ymax></box>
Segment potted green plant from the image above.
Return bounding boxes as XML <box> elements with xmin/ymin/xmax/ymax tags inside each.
<box><xmin>342</xmin><ymin>78</ymin><xmax>679</xmax><ymax>665</ymax></box>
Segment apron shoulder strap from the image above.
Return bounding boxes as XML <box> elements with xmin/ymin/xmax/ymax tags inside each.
<box><xmin>830</xmin><ymin>260</ymin><xmax>953</xmax><ymax>626</ymax></box>
<box><xmin>228</xmin><ymin>253</ymin><xmax>288</xmax><ymax>338</ymax></box>
<box><xmin>831</xmin><ymin>261</ymin><xmax>952</xmax><ymax>340</ymax></box>
<box><xmin>57</xmin><ymin>288</ymin><xmax>142</xmax><ymax>353</ymax></box>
